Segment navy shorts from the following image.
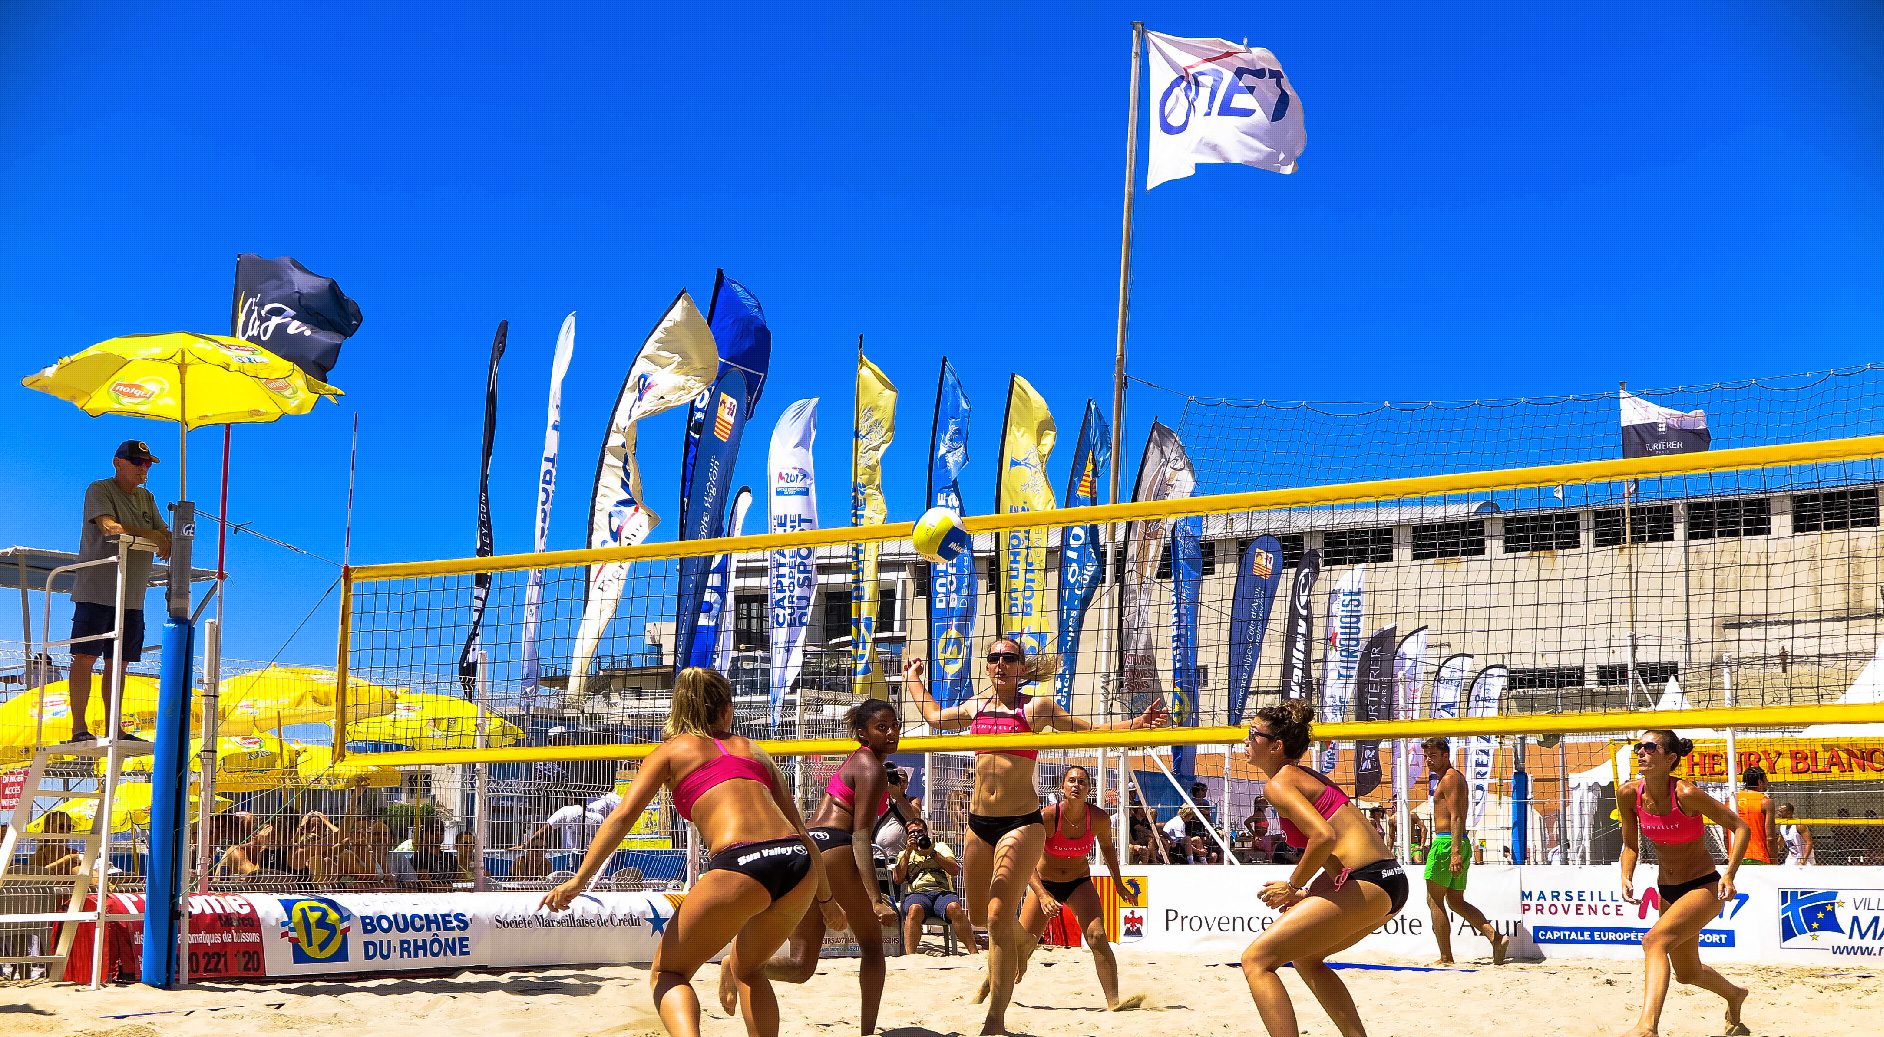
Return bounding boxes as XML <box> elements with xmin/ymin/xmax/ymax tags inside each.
<box><xmin>70</xmin><ymin>602</ymin><xmax>144</xmax><ymax>662</ymax></box>
<box><xmin>902</xmin><ymin>889</ymin><xmax>960</xmax><ymax>920</ymax></box>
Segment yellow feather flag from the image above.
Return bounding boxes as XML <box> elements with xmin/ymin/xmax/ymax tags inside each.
<box><xmin>851</xmin><ymin>352</ymin><xmax>897</xmax><ymax>699</ymax></box>
<box><xmin>996</xmin><ymin>375</ymin><xmax>1058</xmax><ymax>656</ymax></box>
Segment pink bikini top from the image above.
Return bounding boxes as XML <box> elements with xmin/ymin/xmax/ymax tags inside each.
<box><xmin>969</xmin><ymin>695</ymin><xmax>1037</xmax><ymax>759</ymax></box>
<box><xmin>1632</xmin><ymin>777</ymin><xmax>1704</xmax><ymax>846</ymax></box>
<box><xmin>826</xmin><ymin>748</ymin><xmax>892</xmax><ymax>820</ymax></box>
<box><xmin>1277</xmin><ymin>768</ymin><xmax>1351</xmax><ymax>849</ymax></box>
<box><xmin>671</xmin><ymin>738</ymin><xmax>774</xmax><ymax>822</ymax></box>
<box><xmin>1043</xmin><ymin>803</ymin><xmax>1096</xmax><ymax>859</ymax></box>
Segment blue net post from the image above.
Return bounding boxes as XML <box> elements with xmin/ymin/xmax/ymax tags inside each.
<box><xmin>1510</xmin><ymin>767</ymin><xmax>1531</xmax><ymax>866</ymax></box>
<box><xmin>141</xmin><ymin>616</ymin><xmax>195</xmax><ymax>987</ymax></box>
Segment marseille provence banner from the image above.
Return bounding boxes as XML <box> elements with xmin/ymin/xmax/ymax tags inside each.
<box><xmin>1318</xmin><ymin>565</ymin><xmax>1366</xmax><ymax>771</ymax></box>
<box><xmin>570</xmin><ymin>291</ymin><xmax>718</xmax><ymax>702</ymax></box>
<box><xmin>1170</xmin><ymin>515</ymin><xmax>1203</xmax><ymax>788</ymax></box>
<box><xmin>1277</xmin><ymin>548</ymin><xmax>1321</xmax><ymax>701</ymax></box>
<box><xmin>1226</xmin><ymin>535</ymin><xmax>1284</xmax><ymax>724</ymax></box>
<box><xmin>768</xmin><ymin>399</ymin><xmax>819</xmax><ymax>726</ymax></box>
<box><xmin>693</xmin><ymin>487</ymin><xmax>753</xmax><ymax>671</ymax></box>
<box><xmin>458</xmin><ymin>321</ymin><xmax>506</xmax><ymax>695</ymax></box>
<box><xmin>1352</xmin><ymin>625</ymin><xmax>1396</xmax><ymax>797</ymax></box>
<box><xmin>1620</xmin><ymin>390</ymin><xmax>1710</xmax><ymax>458</ymax></box>
<box><xmin>521</xmin><ymin>313</ymin><xmax>576</xmax><ymax>710</ymax></box>
<box><xmin>1121</xmin><ymin>422</ymin><xmax>1195</xmax><ymax>713</ymax></box>
<box><xmin>851</xmin><ymin>354</ymin><xmax>897</xmax><ymax>700</ymax></box>
<box><xmin>1144</xmin><ymin>30</ymin><xmax>1306</xmax><ymax>188</ymax></box>
<box><xmin>996</xmin><ymin>375</ymin><xmax>1057</xmax><ymax>657</ymax></box>
<box><xmin>1465</xmin><ymin>665</ymin><xmax>1508</xmax><ymax>828</ymax></box>
<box><xmin>231</xmin><ymin>254</ymin><xmax>364</xmax><ymax>382</ymax></box>
<box><xmin>1053</xmin><ymin>401</ymin><xmax>1111</xmax><ymax>709</ymax></box>
<box><xmin>926</xmin><ymin>360</ymin><xmax>977</xmax><ymax>708</ymax></box>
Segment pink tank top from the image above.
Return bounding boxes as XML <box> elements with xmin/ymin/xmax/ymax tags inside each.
<box><xmin>1633</xmin><ymin>777</ymin><xmax>1704</xmax><ymax>846</ymax></box>
<box><xmin>969</xmin><ymin>695</ymin><xmax>1037</xmax><ymax>759</ymax></box>
<box><xmin>1278</xmin><ymin>769</ymin><xmax>1350</xmax><ymax>849</ymax></box>
<box><xmin>825</xmin><ymin>748</ymin><xmax>892</xmax><ymax>820</ymax></box>
<box><xmin>1043</xmin><ymin>803</ymin><xmax>1096</xmax><ymax>859</ymax></box>
<box><xmin>671</xmin><ymin>738</ymin><xmax>774</xmax><ymax>822</ymax></box>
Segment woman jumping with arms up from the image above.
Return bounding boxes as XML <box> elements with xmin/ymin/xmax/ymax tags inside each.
<box><xmin>903</xmin><ymin>639</ymin><xmax>1165</xmax><ymax>1035</ymax></box>
<box><xmin>1239</xmin><ymin>700</ymin><xmax>1409</xmax><ymax>1037</ymax></box>
<box><xmin>1616</xmin><ymin>729</ymin><xmax>1752</xmax><ymax>1037</ymax></box>
<box><xmin>542</xmin><ymin>668</ymin><xmax>842</xmax><ymax>1037</ymax></box>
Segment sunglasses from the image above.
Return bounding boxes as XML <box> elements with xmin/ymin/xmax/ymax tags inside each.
<box><xmin>1632</xmin><ymin>741</ymin><xmax>1664</xmax><ymax>755</ymax></box>
<box><xmin>986</xmin><ymin>652</ymin><xmax>1022</xmax><ymax>663</ymax></box>
<box><xmin>124</xmin><ymin>458</ymin><xmax>153</xmax><ymax>468</ymax></box>
<box><xmin>1246</xmin><ymin>729</ymin><xmax>1279</xmax><ymax>743</ymax></box>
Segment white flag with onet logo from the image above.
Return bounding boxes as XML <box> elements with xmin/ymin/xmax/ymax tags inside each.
<box><xmin>1146</xmin><ymin>30</ymin><xmax>1305</xmax><ymax>188</ymax></box>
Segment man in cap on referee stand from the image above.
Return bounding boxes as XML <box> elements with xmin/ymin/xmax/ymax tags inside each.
<box><xmin>65</xmin><ymin>440</ymin><xmax>171</xmax><ymax>744</ymax></box>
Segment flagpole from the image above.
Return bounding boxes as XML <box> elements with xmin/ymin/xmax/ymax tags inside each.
<box><xmin>1619</xmin><ymin>379</ymin><xmax>1644</xmax><ymax>710</ymax></box>
<box><xmin>851</xmin><ymin>334</ymin><xmax>863</xmax><ymax>696</ymax></box>
<box><xmin>1105</xmin><ymin>20</ymin><xmax>1143</xmax><ymax>864</ymax></box>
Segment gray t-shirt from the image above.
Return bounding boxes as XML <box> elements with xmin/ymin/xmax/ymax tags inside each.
<box><xmin>72</xmin><ymin>478</ymin><xmax>164</xmax><ymax>606</ymax></box>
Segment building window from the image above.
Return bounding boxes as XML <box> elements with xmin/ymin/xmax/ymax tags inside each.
<box><xmin>821</xmin><ymin>590</ymin><xmax>852</xmax><ymax>644</ymax></box>
<box><xmin>1411</xmin><ymin>521</ymin><xmax>1486</xmax><ymax>561</ymax></box>
<box><xmin>1507</xmin><ymin>666</ymin><xmax>1585</xmax><ymax>691</ymax></box>
<box><xmin>1592</xmin><ymin>504</ymin><xmax>1675</xmax><ymax>547</ymax></box>
<box><xmin>1792</xmin><ymin>488</ymin><xmax>1880</xmax><ymax>534</ymax></box>
<box><xmin>1323</xmin><ymin>528</ymin><xmax>1393</xmax><ymax>566</ymax></box>
<box><xmin>1687</xmin><ymin>498</ymin><xmax>1771</xmax><ymax>540</ymax></box>
<box><xmin>1504</xmin><ymin>513</ymin><xmax>1581</xmax><ymax>553</ymax></box>
<box><xmin>734</xmin><ymin>595</ymin><xmax>766</xmax><ymax>650</ymax></box>
<box><xmin>1594</xmin><ymin>662</ymin><xmax>1678</xmax><ymax>687</ymax></box>
<box><xmin>1197</xmin><ymin>664</ymin><xmax>1209</xmax><ymax>688</ymax></box>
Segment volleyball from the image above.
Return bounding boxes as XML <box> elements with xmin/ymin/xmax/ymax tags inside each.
<box><xmin>913</xmin><ymin>506</ymin><xmax>971</xmax><ymax>565</ymax></box>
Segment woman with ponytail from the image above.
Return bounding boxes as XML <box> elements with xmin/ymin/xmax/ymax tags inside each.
<box><xmin>1237</xmin><ymin>699</ymin><xmax>1408</xmax><ymax>1037</ymax></box>
<box><xmin>1616</xmin><ymin>729</ymin><xmax>1753</xmax><ymax>1036</ymax></box>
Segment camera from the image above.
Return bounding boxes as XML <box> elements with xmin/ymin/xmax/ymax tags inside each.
<box><xmin>884</xmin><ymin>762</ymin><xmax>904</xmax><ymax>787</ymax></box>
<box><xmin>915</xmin><ymin>833</ymin><xmax>933</xmax><ymax>850</ymax></box>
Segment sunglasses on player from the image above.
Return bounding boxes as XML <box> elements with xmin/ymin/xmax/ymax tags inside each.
<box><xmin>986</xmin><ymin>651</ymin><xmax>1022</xmax><ymax>664</ymax></box>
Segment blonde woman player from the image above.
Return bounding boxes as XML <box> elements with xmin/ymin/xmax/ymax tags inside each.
<box><xmin>1616</xmin><ymin>729</ymin><xmax>1753</xmax><ymax>1037</ymax></box>
<box><xmin>542</xmin><ymin>668</ymin><xmax>842</xmax><ymax>1037</ymax></box>
<box><xmin>903</xmin><ymin>639</ymin><xmax>1165</xmax><ymax>1036</ymax></box>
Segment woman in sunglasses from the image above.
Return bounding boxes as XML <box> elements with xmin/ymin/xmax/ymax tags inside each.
<box><xmin>1616</xmin><ymin>729</ymin><xmax>1753</xmax><ymax>1037</ymax></box>
<box><xmin>1237</xmin><ymin>699</ymin><xmax>1407</xmax><ymax>1037</ymax></box>
<box><xmin>904</xmin><ymin>639</ymin><xmax>1165</xmax><ymax>1036</ymax></box>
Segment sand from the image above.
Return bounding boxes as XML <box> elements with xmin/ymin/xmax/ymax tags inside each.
<box><xmin>6</xmin><ymin>947</ymin><xmax>1876</xmax><ymax>1037</ymax></box>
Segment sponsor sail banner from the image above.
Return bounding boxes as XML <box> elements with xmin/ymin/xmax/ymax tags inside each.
<box><xmin>851</xmin><ymin>354</ymin><xmax>897</xmax><ymax>699</ymax></box>
<box><xmin>1121</xmin><ymin>422</ymin><xmax>1195</xmax><ymax>714</ymax></box>
<box><xmin>676</xmin><ymin>272</ymin><xmax>771</xmax><ymax>669</ymax></box>
<box><xmin>926</xmin><ymin>359</ymin><xmax>977</xmax><ymax>708</ymax></box>
<box><xmin>231</xmin><ymin>254</ymin><xmax>364</xmax><ymax>382</ymax></box>
<box><xmin>458</xmin><ymin>321</ymin><xmax>506</xmax><ymax>696</ymax></box>
<box><xmin>768</xmin><ymin>399</ymin><xmax>819</xmax><ymax>726</ymax></box>
<box><xmin>1429</xmin><ymin>653</ymin><xmax>1472</xmax><ymax>721</ymax></box>
<box><xmin>1226</xmin><ymin>535</ymin><xmax>1284</xmax><ymax>724</ymax></box>
<box><xmin>570</xmin><ymin>291</ymin><xmax>718</xmax><ymax>702</ymax></box>
<box><xmin>1053</xmin><ymin>402</ymin><xmax>1111</xmax><ymax>710</ymax></box>
<box><xmin>1170</xmin><ymin>514</ymin><xmax>1204</xmax><ymax>787</ymax></box>
<box><xmin>690</xmin><ymin>486</ymin><xmax>753</xmax><ymax>672</ymax></box>
<box><xmin>1317</xmin><ymin>566</ymin><xmax>1366</xmax><ymax>772</ymax></box>
<box><xmin>1277</xmin><ymin>548</ymin><xmax>1321</xmax><ymax>701</ymax></box>
<box><xmin>1391</xmin><ymin>626</ymin><xmax>1430</xmax><ymax>787</ymax></box>
<box><xmin>1620</xmin><ymin>390</ymin><xmax>1710</xmax><ymax>458</ymax></box>
<box><xmin>995</xmin><ymin>375</ymin><xmax>1058</xmax><ymax>657</ymax></box>
<box><xmin>1465</xmin><ymin>665</ymin><xmax>1508</xmax><ymax>827</ymax></box>
<box><xmin>1352</xmin><ymin>625</ymin><xmax>1396</xmax><ymax>796</ymax></box>
<box><xmin>1144</xmin><ymin>31</ymin><xmax>1306</xmax><ymax>188</ymax></box>
<box><xmin>521</xmin><ymin>313</ymin><xmax>576</xmax><ymax>711</ymax></box>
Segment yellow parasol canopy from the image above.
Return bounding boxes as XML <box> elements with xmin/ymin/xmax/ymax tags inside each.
<box><xmin>293</xmin><ymin>743</ymin><xmax>402</xmax><ymax>789</ymax></box>
<box><xmin>0</xmin><ymin>676</ymin><xmax>202</xmax><ymax>749</ymax></box>
<box><xmin>115</xmin><ymin>733</ymin><xmax>299</xmax><ymax>778</ymax></box>
<box><xmin>217</xmin><ymin>665</ymin><xmax>401</xmax><ymax>737</ymax></box>
<box><xmin>346</xmin><ymin>691</ymin><xmax>524</xmax><ymax>750</ymax></box>
<box><xmin>27</xmin><ymin>781</ymin><xmax>231</xmax><ymax>835</ymax></box>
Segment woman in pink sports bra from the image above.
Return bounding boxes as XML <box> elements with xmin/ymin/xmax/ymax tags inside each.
<box><xmin>542</xmin><ymin>669</ymin><xmax>841</xmax><ymax>1037</ymax></box>
<box><xmin>1238</xmin><ymin>700</ymin><xmax>1406</xmax><ymax>1037</ymax></box>
<box><xmin>720</xmin><ymin>698</ymin><xmax>909</xmax><ymax>1034</ymax></box>
<box><xmin>904</xmin><ymin>638</ymin><xmax>1166</xmax><ymax>1036</ymax></box>
<box><xmin>1616</xmin><ymin>729</ymin><xmax>1753</xmax><ymax>1037</ymax></box>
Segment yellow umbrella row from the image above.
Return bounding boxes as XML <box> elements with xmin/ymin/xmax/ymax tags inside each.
<box><xmin>0</xmin><ymin>676</ymin><xmax>201</xmax><ymax>748</ymax></box>
<box><xmin>26</xmin><ymin>782</ymin><xmax>233</xmax><ymax>836</ymax></box>
<box><xmin>344</xmin><ymin>690</ymin><xmax>524</xmax><ymax>750</ymax></box>
<box><xmin>216</xmin><ymin>665</ymin><xmax>402</xmax><ymax>737</ymax></box>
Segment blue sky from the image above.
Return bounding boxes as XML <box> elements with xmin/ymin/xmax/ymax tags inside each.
<box><xmin>1</xmin><ymin>1</ymin><xmax>1880</xmax><ymax>664</ymax></box>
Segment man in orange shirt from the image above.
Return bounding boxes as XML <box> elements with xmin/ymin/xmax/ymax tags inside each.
<box><xmin>1734</xmin><ymin>766</ymin><xmax>1778</xmax><ymax>864</ymax></box>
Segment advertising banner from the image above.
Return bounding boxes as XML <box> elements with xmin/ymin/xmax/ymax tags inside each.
<box><xmin>995</xmin><ymin>374</ymin><xmax>1057</xmax><ymax>656</ymax></box>
<box><xmin>1277</xmin><ymin>548</ymin><xmax>1321</xmax><ymax>700</ymax></box>
<box><xmin>1144</xmin><ymin>31</ymin><xmax>1306</xmax><ymax>187</ymax></box>
<box><xmin>1670</xmin><ymin>737</ymin><xmax>1884</xmax><ymax>783</ymax></box>
<box><xmin>1352</xmin><ymin>625</ymin><xmax>1395</xmax><ymax>796</ymax></box>
<box><xmin>521</xmin><ymin>312</ymin><xmax>576</xmax><ymax>710</ymax></box>
<box><xmin>768</xmin><ymin>399</ymin><xmax>819</xmax><ymax>727</ymax></box>
<box><xmin>1121</xmin><ymin>421</ymin><xmax>1194</xmax><ymax>713</ymax></box>
<box><xmin>1317</xmin><ymin>565</ymin><xmax>1365</xmax><ymax>771</ymax></box>
<box><xmin>1053</xmin><ymin>401</ymin><xmax>1111</xmax><ymax>709</ymax></box>
<box><xmin>691</xmin><ymin>486</ymin><xmax>752</xmax><ymax>671</ymax></box>
<box><xmin>458</xmin><ymin>320</ymin><xmax>506</xmax><ymax>694</ymax></box>
<box><xmin>1226</xmin><ymin>535</ymin><xmax>1283</xmax><ymax>724</ymax></box>
<box><xmin>851</xmin><ymin>353</ymin><xmax>897</xmax><ymax>699</ymax></box>
<box><xmin>926</xmin><ymin>359</ymin><xmax>977</xmax><ymax>707</ymax></box>
<box><xmin>1464</xmin><ymin>665</ymin><xmax>1508</xmax><ymax>828</ymax></box>
<box><xmin>1170</xmin><ymin>514</ymin><xmax>1203</xmax><ymax>787</ymax></box>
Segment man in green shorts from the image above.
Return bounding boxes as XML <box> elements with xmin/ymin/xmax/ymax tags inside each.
<box><xmin>1422</xmin><ymin>737</ymin><xmax>1508</xmax><ymax>965</ymax></box>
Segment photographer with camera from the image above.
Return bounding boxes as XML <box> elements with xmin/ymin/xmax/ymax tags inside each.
<box><xmin>893</xmin><ymin>816</ymin><xmax>975</xmax><ymax>955</ymax></box>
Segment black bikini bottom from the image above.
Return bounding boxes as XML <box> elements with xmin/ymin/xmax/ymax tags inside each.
<box><xmin>807</xmin><ymin>826</ymin><xmax>854</xmax><ymax>849</ymax></box>
<box><xmin>967</xmin><ymin>810</ymin><xmax>1044</xmax><ymax>845</ymax></box>
<box><xmin>1040</xmin><ymin>875</ymin><xmax>1092</xmax><ymax>903</ymax></box>
<box><xmin>1338</xmin><ymin>858</ymin><xmax>1409</xmax><ymax>915</ymax></box>
<box><xmin>1657</xmin><ymin>871</ymin><xmax>1720</xmax><ymax>907</ymax></box>
<box><xmin>708</xmin><ymin>837</ymin><xmax>813</xmax><ymax>902</ymax></box>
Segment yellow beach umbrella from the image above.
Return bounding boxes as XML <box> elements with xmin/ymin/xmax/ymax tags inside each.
<box><xmin>21</xmin><ymin>331</ymin><xmax>342</xmax><ymax>489</ymax></box>
<box><xmin>115</xmin><ymin>733</ymin><xmax>299</xmax><ymax>777</ymax></box>
<box><xmin>294</xmin><ymin>744</ymin><xmax>402</xmax><ymax>789</ymax></box>
<box><xmin>218</xmin><ymin>665</ymin><xmax>400</xmax><ymax>736</ymax></box>
<box><xmin>0</xmin><ymin>676</ymin><xmax>202</xmax><ymax>748</ymax></box>
<box><xmin>346</xmin><ymin>691</ymin><xmax>523</xmax><ymax>750</ymax></box>
<box><xmin>27</xmin><ymin>781</ymin><xmax>231</xmax><ymax>835</ymax></box>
